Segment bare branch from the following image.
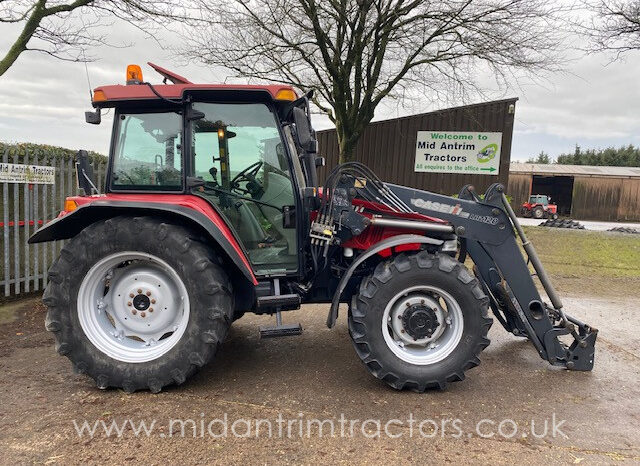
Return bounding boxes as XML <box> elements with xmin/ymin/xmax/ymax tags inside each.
<box><xmin>183</xmin><ymin>0</ymin><xmax>564</xmax><ymax>162</ymax></box>
<box><xmin>0</xmin><ymin>0</ymin><xmax>209</xmax><ymax>77</ymax></box>
<box><xmin>582</xmin><ymin>0</ymin><xmax>640</xmax><ymax>58</ymax></box>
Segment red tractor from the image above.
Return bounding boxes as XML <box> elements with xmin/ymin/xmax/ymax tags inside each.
<box><xmin>30</xmin><ymin>63</ymin><xmax>596</xmax><ymax>393</ymax></box>
<box><xmin>521</xmin><ymin>194</ymin><xmax>558</xmax><ymax>219</ymax></box>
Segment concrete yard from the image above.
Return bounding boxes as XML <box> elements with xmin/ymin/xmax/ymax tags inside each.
<box><xmin>0</xmin><ymin>286</ymin><xmax>638</xmax><ymax>464</ymax></box>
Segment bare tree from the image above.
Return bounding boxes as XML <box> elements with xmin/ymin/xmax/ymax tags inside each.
<box><xmin>185</xmin><ymin>0</ymin><xmax>563</xmax><ymax>162</ymax></box>
<box><xmin>585</xmin><ymin>0</ymin><xmax>640</xmax><ymax>56</ymax></box>
<box><xmin>0</xmin><ymin>0</ymin><xmax>200</xmax><ymax>77</ymax></box>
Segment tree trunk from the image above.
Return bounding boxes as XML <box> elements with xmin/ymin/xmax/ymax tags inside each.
<box><xmin>0</xmin><ymin>2</ymin><xmax>46</xmax><ymax>77</ymax></box>
<box><xmin>335</xmin><ymin>118</ymin><xmax>359</xmax><ymax>164</ymax></box>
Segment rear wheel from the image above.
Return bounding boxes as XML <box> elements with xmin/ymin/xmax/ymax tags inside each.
<box><xmin>533</xmin><ymin>206</ymin><xmax>545</xmax><ymax>219</ymax></box>
<box><xmin>43</xmin><ymin>216</ymin><xmax>233</xmax><ymax>392</ymax></box>
<box><xmin>348</xmin><ymin>252</ymin><xmax>492</xmax><ymax>391</ymax></box>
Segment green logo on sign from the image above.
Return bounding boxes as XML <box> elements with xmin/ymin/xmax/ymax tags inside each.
<box><xmin>477</xmin><ymin>144</ymin><xmax>498</xmax><ymax>163</ymax></box>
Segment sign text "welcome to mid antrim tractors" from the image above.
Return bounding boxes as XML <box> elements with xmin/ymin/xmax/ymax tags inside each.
<box><xmin>414</xmin><ymin>131</ymin><xmax>502</xmax><ymax>175</ymax></box>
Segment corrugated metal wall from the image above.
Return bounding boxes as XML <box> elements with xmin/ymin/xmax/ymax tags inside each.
<box><xmin>507</xmin><ymin>173</ymin><xmax>532</xmax><ymax>211</ymax></box>
<box><xmin>317</xmin><ymin>98</ymin><xmax>517</xmax><ymax>196</ymax></box>
<box><xmin>511</xmin><ymin>172</ymin><xmax>640</xmax><ymax>222</ymax></box>
<box><xmin>572</xmin><ymin>176</ymin><xmax>640</xmax><ymax>222</ymax></box>
<box><xmin>617</xmin><ymin>178</ymin><xmax>640</xmax><ymax>221</ymax></box>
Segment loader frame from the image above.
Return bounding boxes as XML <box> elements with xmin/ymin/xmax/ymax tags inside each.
<box><xmin>380</xmin><ymin>182</ymin><xmax>597</xmax><ymax>370</ymax></box>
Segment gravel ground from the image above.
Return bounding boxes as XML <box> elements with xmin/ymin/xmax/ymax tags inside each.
<box><xmin>0</xmin><ymin>287</ymin><xmax>638</xmax><ymax>465</ymax></box>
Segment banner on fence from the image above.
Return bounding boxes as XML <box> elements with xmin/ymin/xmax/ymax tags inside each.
<box><xmin>0</xmin><ymin>163</ymin><xmax>56</xmax><ymax>184</ymax></box>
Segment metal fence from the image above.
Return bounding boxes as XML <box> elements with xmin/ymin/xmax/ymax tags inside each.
<box><xmin>1</xmin><ymin>146</ymin><xmax>107</xmax><ymax>297</ymax></box>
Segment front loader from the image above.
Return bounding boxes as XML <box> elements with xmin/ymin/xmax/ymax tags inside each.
<box><xmin>30</xmin><ymin>63</ymin><xmax>596</xmax><ymax>393</ymax></box>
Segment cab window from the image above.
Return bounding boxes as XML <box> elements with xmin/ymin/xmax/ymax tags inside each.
<box><xmin>111</xmin><ymin>112</ymin><xmax>183</xmax><ymax>190</ymax></box>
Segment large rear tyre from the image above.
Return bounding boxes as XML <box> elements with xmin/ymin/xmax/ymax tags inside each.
<box><xmin>533</xmin><ymin>206</ymin><xmax>545</xmax><ymax>219</ymax></box>
<box><xmin>43</xmin><ymin>216</ymin><xmax>233</xmax><ymax>393</ymax></box>
<box><xmin>348</xmin><ymin>252</ymin><xmax>492</xmax><ymax>391</ymax></box>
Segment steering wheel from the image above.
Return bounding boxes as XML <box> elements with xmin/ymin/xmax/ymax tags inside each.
<box><xmin>231</xmin><ymin>161</ymin><xmax>264</xmax><ymax>197</ymax></box>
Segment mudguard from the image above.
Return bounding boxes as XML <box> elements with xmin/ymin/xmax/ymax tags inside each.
<box><xmin>326</xmin><ymin>234</ymin><xmax>443</xmax><ymax>328</ymax></box>
<box><xmin>29</xmin><ymin>200</ymin><xmax>257</xmax><ymax>285</ymax></box>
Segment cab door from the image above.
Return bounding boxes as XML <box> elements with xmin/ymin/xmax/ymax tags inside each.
<box><xmin>188</xmin><ymin>102</ymin><xmax>299</xmax><ymax>276</ymax></box>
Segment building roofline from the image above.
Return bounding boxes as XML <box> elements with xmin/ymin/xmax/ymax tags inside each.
<box><xmin>510</xmin><ymin>162</ymin><xmax>640</xmax><ymax>179</ymax></box>
<box><xmin>317</xmin><ymin>97</ymin><xmax>519</xmax><ymax>133</ymax></box>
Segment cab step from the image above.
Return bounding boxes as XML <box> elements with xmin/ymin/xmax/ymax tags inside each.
<box><xmin>256</xmin><ymin>294</ymin><xmax>301</xmax><ymax>312</ymax></box>
<box><xmin>258</xmin><ymin>279</ymin><xmax>302</xmax><ymax>338</ymax></box>
<box><xmin>260</xmin><ymin>318</ymin><xmax>303</xmax><ymax>338</ymax></box>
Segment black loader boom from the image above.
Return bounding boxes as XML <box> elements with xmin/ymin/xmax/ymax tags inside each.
<box><xmin>384</xmin><ymin>182</ymin><xmax>597</xmax><ymax>370</ymax></box>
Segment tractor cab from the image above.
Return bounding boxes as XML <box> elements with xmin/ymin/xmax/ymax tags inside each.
<box><xmin>85</xmin><ymin>63</ymin><xmax>318</xmax><ymax>277</ymax></box>
<box><xmin>528</xmin><ymin>194</ymin><xmax>550</xmax><ymax>206</ymax></box>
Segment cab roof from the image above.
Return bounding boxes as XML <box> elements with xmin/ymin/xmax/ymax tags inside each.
<box><xmin>91</xmin><ymin>62</ymin><xmax>298</xmax><ymax>107</ymax></box>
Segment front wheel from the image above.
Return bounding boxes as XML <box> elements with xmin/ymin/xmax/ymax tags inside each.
<box><xmin>348</xmin><ymin>252</ymin><xmax>492</xmax><ymax>391</ymax></box>
<box><xmin>43</xmin><ymin>216</ymin><xmax>233</xmax><ymax>393</ymax></box>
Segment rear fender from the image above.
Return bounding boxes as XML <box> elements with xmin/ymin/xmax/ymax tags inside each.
<box><xmin>29</xmin><ymin>201</ymin><xmax>258</xmax><ymax>287</ymax></box>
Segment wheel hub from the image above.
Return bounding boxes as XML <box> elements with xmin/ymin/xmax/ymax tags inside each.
<box><xmin>390</xmin><ymin>294</ymin><xmax>446</xmax><ymax>346</ymax></box>
<box><xmin>402</xmin><ymin>305</ymin><xmax>439</xmax><ymax>340</ymax></box>
<box><xmin>132</xmin><ymin>294</ymin><xmax>151</xmax><ymax>311</ymax></box>
<box><xmin>383</xmin><ymin>287</ymin><xmax>464</xmax><ymax>365</ymax></box>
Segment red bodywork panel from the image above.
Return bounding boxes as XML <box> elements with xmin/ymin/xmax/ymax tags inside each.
<box><xmin>93</xmin><ymin>83</ymin><xmax>297</xmax><ymax>106</ymax></box>
<box><xmin>63</xmin><ymin>193</ymin><xmax>257</xmax><ymax>284</ymax></box>
<box><xmin>522</xmin><ymin>202</ymin><xmax>557</xmax><ymax>214</ymax></box>
<box><xmin>342</xmin><ymin>198</ymin><xmax>451</xmax><ymax>256</ymax></box>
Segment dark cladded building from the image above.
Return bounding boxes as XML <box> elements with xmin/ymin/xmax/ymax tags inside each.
<box><xmin>316</xmin><ymin>98</ymin><xmax>518</xmax><ymax>196</ymax></box>
<box><xmin>510</xmin><ymin>163</ymin><xmax>640</xmax><ymax>222</ymax></box>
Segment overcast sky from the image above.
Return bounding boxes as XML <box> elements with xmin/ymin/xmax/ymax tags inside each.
<box><xmin>2</xmin><ymin>18</ymin><xmax>640</xmax><ymax>162</ymax></box>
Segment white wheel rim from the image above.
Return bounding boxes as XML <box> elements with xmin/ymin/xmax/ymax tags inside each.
<box><xmin>382</xmin><ymin>285</ymin><xmax>464</xmax><ymax>365</ymax></box>
<box><xmin>77</xmin><ymin>251</ymin><xmax>190</xmax><ymax>363</ymax></box>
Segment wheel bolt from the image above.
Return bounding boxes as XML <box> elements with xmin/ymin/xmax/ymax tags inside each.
<box><xmin>129</xmin><ymin>293</ymin><xmax>134</xmax><ymax>298</ymax></box>
<box><xmin>127</xmin><ymin>301</ymin><xmax>132</xmax><ymax>307</ymax></box>
<box><xmin>421</xmin><ymin>299</ymin><xmax>425</xmax><ymax>304</ymax></box>
<box><xmin>146</xmin><ymin>291</ymin><xmax>151</xmax><ymax>296</ymax></box>
<box><xmin>149</xmin><ymin>308</ymin><xmax>154</xmax><ymax>312</ymax></box>
<box><xmin>137</xmin><ymin>289</ymin><xmax>142</xmax><ymax>294</ymax></box>
<box><xmin>141</xmin><ymin>312</ymin><xmax>146</xmax><ymax>318</ymax></box>
<box><xmin>132</xmin><ymin>310</ymin><xmax>137</xmax><ymax>315</ymax></box>
<box><xmin>151</xmin><ymin>299</ymin><xmax>156</xmax><ymax>304</ymax></box>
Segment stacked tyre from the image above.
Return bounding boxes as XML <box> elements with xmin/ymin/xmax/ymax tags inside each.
<box><xmin>607</xmin><ymin>227</ymin><xmax>640</xmax><ymax>234</ymax></box>
<box><xmin>539</xmin><ymin>219</ymin><xmax>585</xmax><ymax>229</ymax></box>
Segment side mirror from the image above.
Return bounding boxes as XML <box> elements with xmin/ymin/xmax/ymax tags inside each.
<box><xmin>186</xmin><ymin>107</ymin><xmax>205</xmax><ymax>121</ymax></box>
<box><xmin>292</xmin><ymin>106</ymin><xmax>316</xmax><ymax>153</ymax></box>
<box><xmin>85</xmin><ymin>109</ymin><xmax>101</xmax><ymax>125</ymax></box>
<box><xmin>76</xmin><ymin>150</ymin><xmax>99</xmax><ymax>195</ymax></box>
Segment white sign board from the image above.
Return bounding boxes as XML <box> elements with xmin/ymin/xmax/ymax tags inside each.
<box><xmin>0</xmin><ymin>163</ymin><xmax>56</xmax><ymax>184</ymax></box>
<box><xmin>414</xmin><ymin>131</ymin><xmax>502</xmax><ymax>175</ymax></box>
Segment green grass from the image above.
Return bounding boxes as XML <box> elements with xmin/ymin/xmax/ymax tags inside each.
<box><xmin>523</xmin><ymin>226</ymin><xmax>640</xmax><ymax>279</ymax></box>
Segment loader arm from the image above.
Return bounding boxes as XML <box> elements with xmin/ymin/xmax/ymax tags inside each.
<box><xmin>385</xmin><ymin>182</ymin><xmax>597</xmax><ymax>371</ymax></box>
